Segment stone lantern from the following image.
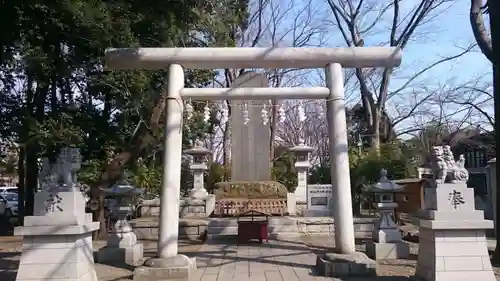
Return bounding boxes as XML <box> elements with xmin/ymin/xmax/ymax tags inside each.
<box><xmin>288</xmin><ymin>139</ymin><xmax>314</xmax><ymax>203</ymax></box>
<box><xmin>366</xmin><ymin>169</ymin><xmax>409</xmax><ymax>260</ymax></box>
<box><xmin>98</xmin><ymin>175</ymin><xmax>144</xmax><ymax>265</ymax></box>
<box><xmin>184</xmin><ymin>142</ymin><xmax>211</xmax><ymax>199</ymax></box>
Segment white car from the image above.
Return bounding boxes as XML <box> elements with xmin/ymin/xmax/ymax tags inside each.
<box><xmin>0</xmin><ymin>192</ymin><xmax>18</xmax><ymax>218</ymax></box>
<box><xmin>0</xmin><ymin>186</ymin><xmax>18</xmax><ymax>194</ymax></box>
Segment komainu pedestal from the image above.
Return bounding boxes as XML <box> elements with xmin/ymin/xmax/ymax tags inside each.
<box><xmin>14</xmin><ymin>148</ymin><xmax>100</xmax><ymax>281</ymax></box>
<box><xmin>413</xmin><ymin>182</ymin><xmax>495</xmax><ymax>281</ymax></box>
<box><xmin>15</xmin><ymin>191</ymin><xmax>100</xmax><ymax>281</ymax></box>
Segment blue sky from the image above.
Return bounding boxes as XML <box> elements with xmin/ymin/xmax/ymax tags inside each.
<box><xmin>388</xmin><ymin>0</ymin><xmax>492</xmax><ymax>134</ymax></box>
<box><xmin>254</xmin><ymin>0</ymin><xmax>494</xmax><ymax>142</ymax></box>
<box><xmin>401</xmin><ymin>0</ymin><xmax>490</xmax><ymax>82</ymax></box>
<box><xmin>309</xmin><ymin>0</ymin><xmax>493</xmax><ymax>135</ymax></box>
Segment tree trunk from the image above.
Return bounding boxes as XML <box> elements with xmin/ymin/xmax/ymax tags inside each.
<box><xmin>489</xmin><ymin>0</ymin><xmax>500</xmax><ymax>264</ymax></box>
<box><xmin>16</xmin><ymin>146</ymin><xmax>25</xmax><ymax>225</ymax></box>
<box><xmin>24</xmin><ymin>148</ymin><xmax>38</xmax><ymax>216</ymax></box>
<box><xmin>370</xmin><ymin>108</ymin><xmax>382</xmax><ymax>154</ymax></box>
<box><xmin>470</xmin><ymin>0</ymin><xmax>493</xmax><ymax>62</ymax></box>
<box><xmin>269</xmin><ymin>99</ymin><xmax>278</xmax><ymax>166</ymax></box>
<box><xmin>91</xmin><ymin>85</ymin><xmax>169</xmax><ymax>239</ymax></box>
<box><xmin>222</xmin><ymin>101</ymin><xmax>231</xmax><ymax>181</ymax></box>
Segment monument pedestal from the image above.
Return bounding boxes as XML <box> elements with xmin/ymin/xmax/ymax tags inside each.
<box><xmin>413</xmin><ymin>183</ymin><xmax>495</xmax><ymax>281</ymax></box>
<box><xmin>133</xmin><ymin>255</ymin><xmax>197</xmax><ymax>281</ymax></box>
<box><xmin>15</xmin><ymin>191</ymin><xmax>99</xmax><ymax>281</ymax></box>
<box><xmin>98</xmin><ymin>244</ymin><xmax>143</xmax><ymax>265</ymax></box>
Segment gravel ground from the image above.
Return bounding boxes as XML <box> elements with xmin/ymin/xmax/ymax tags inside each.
<box><xmin>300</xmin><ymin>235</ymin><xmax>500</xmax><ymax>279</ymax></box>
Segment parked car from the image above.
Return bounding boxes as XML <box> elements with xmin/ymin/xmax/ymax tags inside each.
<box><xmin>0</xmin><ymin>192</ymin><xmax>18</xmax><ymax>218</ymax></box>
<box><xmin>0</xmin><ymin>186</ymin><xmax>18</xmax><ymax>194</ymax></box>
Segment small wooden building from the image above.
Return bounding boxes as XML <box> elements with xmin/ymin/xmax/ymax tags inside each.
<box><xmin>392</xmin><ymin>178</ymin><xmax>429</xmax><ymax>215</ymax></box>
<box><xmin>366</xmin><ymin>178</ymin><xmax>431</xmax><ymax>221</ymax></box>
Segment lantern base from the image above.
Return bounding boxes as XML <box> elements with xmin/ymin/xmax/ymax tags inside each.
<box><xmin>189</xmin><ymin>188</ymin><xmax>209</xmax><ymax>199</ymax></box>
<box><xmin>366</xmin><ymin>240</ymin><xmax>409</xmax><ymax>260</ymax></box>
<box><xmin>133</xmin><ymin>254</ymin><xmax>196</xmax><ymax>281</ymax></box>
<box><xmin>315</xmin><ymin>251</ymin><xmax>376</xmax><ymax>277</ymax></box>
<box><xmin>98</xmin><ymin>243</ymin><xmax>144</xmax><ymax>265</ymax></box>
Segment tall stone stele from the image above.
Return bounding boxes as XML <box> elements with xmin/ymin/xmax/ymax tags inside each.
<box><xmin>412</xmin><ymin>145</ymin><xmax>495</xmax><ymax>281</ymax></box>
<box><xmin>15</xmin><ymin>148</ymin><xmax>100</xmax><ymax>281</ymax></box>
<box><xmin>230</xmin><ymin>71</ymin><xmax>271</xmax><ymax>181</ymax></box>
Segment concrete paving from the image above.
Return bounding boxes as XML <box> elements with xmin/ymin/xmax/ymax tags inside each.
<box><xmin>191</xmin><ymin>239</ymin><xmax>320</xmax><ymax>281</ymax></box>
<box><xmin>2</xmin><ymin>234</ymin><xmax>499</xmax><ymax>281</ymax></box>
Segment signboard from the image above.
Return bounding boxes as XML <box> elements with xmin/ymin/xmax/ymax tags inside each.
<box><xmin>306</xmin><ymin>184</ymin><xmax>332</xmax><ymax>216</ymax></box>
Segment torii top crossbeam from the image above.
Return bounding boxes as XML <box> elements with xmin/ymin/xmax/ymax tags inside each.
<box><xmin>105</xmin><ymin>47</ymin><xmax>402</xmax><ymax>69</ymax></box>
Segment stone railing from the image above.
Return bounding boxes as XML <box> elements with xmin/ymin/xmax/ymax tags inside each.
<box><xmin>131</xmin><ymin>217</ymin><xmax>208</xmax><ymax>241</ymax></box>
<box><xmin>139</xmin><ymin>196</ymin><xmax>215</xmax><ymax>218</ymax></box>
<box><xmin>213</xmin><ymin>198</ymin><xmax>287</xmax><ymax>216</ymax></box>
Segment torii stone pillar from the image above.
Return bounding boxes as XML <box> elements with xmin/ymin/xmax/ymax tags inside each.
<box><xmin>104</xmin><ymin>46</ymin><xmax>403</xmax><ymax>280</ymax></box>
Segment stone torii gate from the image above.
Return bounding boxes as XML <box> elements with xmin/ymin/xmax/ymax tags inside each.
<box><xmin>105</xmin><ymin>47</ymin><xmax>402</xmax><ymax>280</ymax></box>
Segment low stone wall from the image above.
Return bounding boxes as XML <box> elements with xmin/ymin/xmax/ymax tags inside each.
<box><xmin>296</xmin><ymin>217</ymin><xmax>375</xmax><ymax>237</ymax></box>
<box><xmin>139</xmin><ymin>196</ymin><xmax>215</xmax><ymax>218</ymax></box>
<box><xmin>131</xmin><ymin>217</ymin><xmax>208</xmax><ymax>241</ymax></box>
<box><xmin>131</xmin><ymin>216</ymin><xmax>376</xmax><ymax>242</ymax></box>
<box><xmin>207</xmin><ymin>216</ymin><xmax>376</xmax><ymax>239</ymax></box>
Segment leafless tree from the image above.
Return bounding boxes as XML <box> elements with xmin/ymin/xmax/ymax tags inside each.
<box><xmin>444</xmin><ymin>77</ymin><xmax>494</xmax><ymax>130</ymax></box>
<box><xmin>403</xmin><ymin>79</ymin><xmax>492</xmax><ymax>146</ymax></box>
<box><xmin>324</xmin><ymin>0</ymin><xmax>473</xmax><ymax>151</ymax></box>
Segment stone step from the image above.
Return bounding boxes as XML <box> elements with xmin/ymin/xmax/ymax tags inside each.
<box><xmin>207</xmin><ymin>226</ymin><xmax>238</xmax><ymax>235</ymax></box>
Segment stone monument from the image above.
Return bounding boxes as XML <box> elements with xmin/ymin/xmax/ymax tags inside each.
<box><xmin>289</xmin><ymin>139</ymin><xmax>314</xmax><ymax>203</ymax></box>
<box><xmin>15</xmin><ymin>148</ymin><xmax>99</xmax><ymax>281</ymax></box>
<box><xmin>306</xmin><ymin>184</ymin><xmax>333</xmax><ymax>217</ymax></box>
<box><xmin>98</xmin><ymin>175</ymin><xmax>144</xmax><ymax>265</ymax></box>
<box><xmin>184</xmin><ymin>141</ymin><xmax>210</xmax><ymax>199</ymax></box>
<box><xmin>366</xmin><ymin>169</ymin><xmax>409</xmax><ymax>260</ymax></box>
<box><xmin>230</xmin><ymin>71</ymin><xmax>271</xmax><ymax>181</ymax></box>
<box><xmin>412</xmin><ymin>145</ymin><xmax>495</xmax><ymax>281</ymax></box>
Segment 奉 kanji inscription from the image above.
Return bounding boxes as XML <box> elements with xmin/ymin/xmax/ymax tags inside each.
<box><xmin>448</xmin><ymin>190</ymin><xmax>465</xmax><ymax>209</ymax></box>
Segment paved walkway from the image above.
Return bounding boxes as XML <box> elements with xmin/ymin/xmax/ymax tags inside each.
<box><xmin>2</xmin><ymin>235</ymin><xmax>499</xmax><ymax>280</ymax></box>
<box><xmin>192</xmin><ymin>239</ymin><xmax>319</xmax><ymax>281</ymax></box>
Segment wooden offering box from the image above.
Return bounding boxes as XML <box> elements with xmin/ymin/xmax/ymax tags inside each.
<box><xmin>237</xmin><ymin>209</ymin><xmax>270</xmax><ymax>244</ymax></box>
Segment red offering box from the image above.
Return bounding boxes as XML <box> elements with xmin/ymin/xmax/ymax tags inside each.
<box><xmin>236</xmin><ymin>209</ymin><xmax>271</xmax><ymax>244</ymax></box>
